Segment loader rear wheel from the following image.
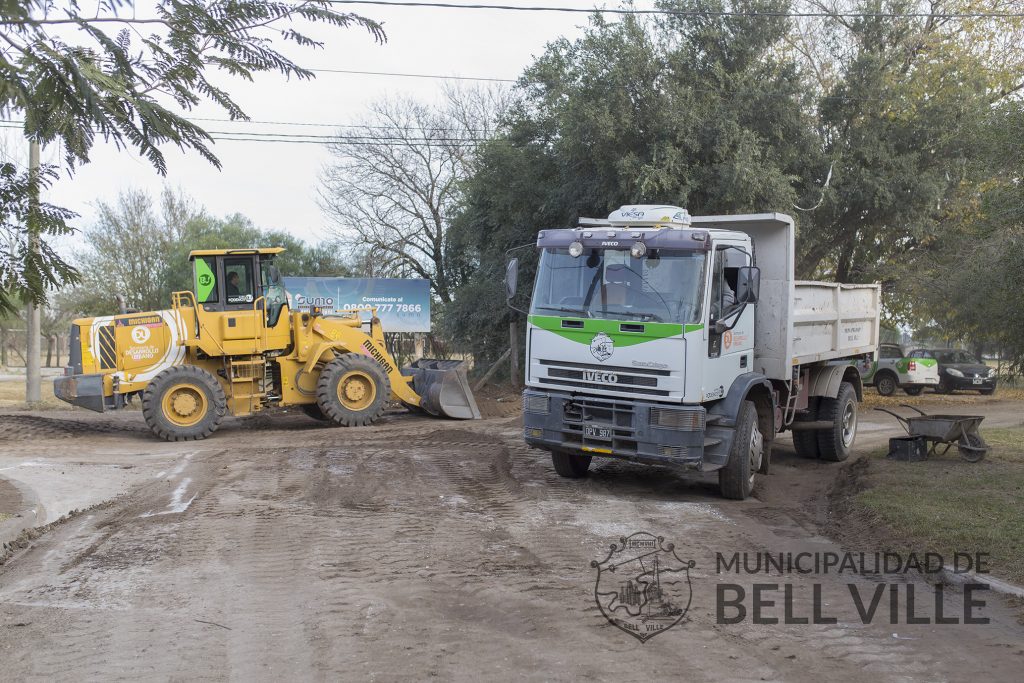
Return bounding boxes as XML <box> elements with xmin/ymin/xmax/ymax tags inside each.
<box><xmin>142</xmin><ymin>366</ymin><xmax>227</xmax><ymax>441</ymax></box>
<box><xmin>316</xmin><ymin>354</ymin><xmax>390</xmax><ymax>427</ymax></box>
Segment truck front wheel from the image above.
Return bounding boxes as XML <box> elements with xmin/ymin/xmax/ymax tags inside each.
<box><xmin>719</xmin><ymin>401</ymin><xmax>762</xmax><ymax>500</ymax></box>
<box><xmin>551</xmin><ymin>450</ymin><xmax>592</xmax><ymax>478</ymax></box>
<box><xmin>816</xmin><ymin>382</ymin><xmax>857</xmax><ymax>462</ymax></box>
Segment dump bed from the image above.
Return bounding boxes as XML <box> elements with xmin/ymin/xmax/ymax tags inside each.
<box><xmin>692</xmin><ymin>213</ymin><xmax>881</xmax><ymax>381</ymax></box>
<box><xmin>791</xmin><ymin>281</ymin><xmax>880</xmax><ymax>365</ymax></box>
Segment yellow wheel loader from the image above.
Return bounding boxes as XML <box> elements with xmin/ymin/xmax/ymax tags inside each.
<box><xmin>53</xmin><ymin>248</ymin><xmax>479</xmax><ymax>441</ymax></box>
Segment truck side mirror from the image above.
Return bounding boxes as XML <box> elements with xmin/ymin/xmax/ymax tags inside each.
<box><xmin>736</xmin><ymin>266</ymin><xmax>760</xmax><ymax>304</ymax></box>
<box><xmin>505</xmin><ymin>258</ymin><xmax>519</xmax><ymax>300</ymax></box>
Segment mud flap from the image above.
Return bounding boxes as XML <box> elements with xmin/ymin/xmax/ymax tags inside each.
<box><xmin>403</xmin><ymin>359</ymin><xmax>481</xmax><ymax>420</ymax></box>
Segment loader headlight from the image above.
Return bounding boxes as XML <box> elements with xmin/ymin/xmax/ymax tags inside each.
<box><xmin>568</xmin><ymin>241</ymin><xmax>584</xmax><ymax>258</ymax></box>
<box><xmin>630</xmin><ymin>241</ymin><xmax>647</xmax><ymax>258</ymax></box>
<box><xmin>946</xmin><ymin>368</ymin><xmax>964</xmax><ymax>377</ymax></box>
<box><xmin>524</xmin><ymin>393</ymin><xmax>550</xmax><ymax>414</ymax></box>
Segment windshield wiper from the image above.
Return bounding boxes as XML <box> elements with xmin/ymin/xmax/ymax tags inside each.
<box><xmin>534</xmin><ymin>305</ymin><xmax>592</xmax><ymax>318</ymax></box>
<box><xmin>594</xmin><ymin>309</ymin><xmax>663</xmax><ymax>322</ymax></box>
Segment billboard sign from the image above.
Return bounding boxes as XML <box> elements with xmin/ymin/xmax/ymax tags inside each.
<box><xmin>283</xmin><ymin>277</ymin><xmax>431</xmax><ymax>333</ymax></box>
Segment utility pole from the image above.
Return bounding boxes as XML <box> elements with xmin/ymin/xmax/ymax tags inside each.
<box><xmin>25</xmin><ymin>140</ymin><xmax>41</xmax><ymax>404</ymax></box>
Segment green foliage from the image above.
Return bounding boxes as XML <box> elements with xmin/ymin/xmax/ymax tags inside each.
<box><xmin>445</xmin><ymin>1</ymin><xmax>820</xmax><ymax>359</ymax></box>
<box><xmin>0</xmin><ymin>0</ymin><xmax>382</xmax><ymax>314</ymax></box>
<box><xmin>911</xmin><ymin>102</ymin><xmax>1024</xmax><ymax>370</ymax></box>
<box><xmin>0</xmin><ymin>161</ymin><xmax>79</xmax><ymax>314</ymax></box>
<box><xmin>0</xmin><ymin>1</ymin><xmax>383</xmax><ymax>173</ymax></box>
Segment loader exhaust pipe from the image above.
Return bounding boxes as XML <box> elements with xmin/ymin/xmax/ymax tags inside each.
<box><xmin>404</xmin><ymin>359</ymin><xmax>481</xmax><ymax>420</ymax></box>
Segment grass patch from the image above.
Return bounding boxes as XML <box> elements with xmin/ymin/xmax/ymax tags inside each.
<box><xmin>0</xmin><ymin>379</ymin><xmax>62</xmax><ymax>409</ymax></box>
<box><xmin>855</xmin><ymin>426</ymin><xmax>1024</xmax><ymax>584</ymax></box>
<box><xmin>0</xmin><ymin>512</ymin><xmax>12</xmax><ymax>523</ymax></box>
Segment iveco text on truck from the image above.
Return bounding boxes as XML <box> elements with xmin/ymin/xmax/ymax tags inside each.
<box><xmin>505</xmin><ymin>206</ymin><xmax>881</xmax><ymax>499</ymax></box>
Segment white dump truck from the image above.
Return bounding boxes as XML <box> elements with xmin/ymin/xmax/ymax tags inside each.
<box><xmin>505</xmin><ymin>206</ymin><xmax>881</xmax><ymax>499</ymax></box>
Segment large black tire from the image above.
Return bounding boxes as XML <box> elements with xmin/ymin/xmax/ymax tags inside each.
<box><xmin>792</xmin><ymin>396</ymin><xmax>821</xmax><ymax>459</ymax></box>
<box><xmin>316</xmin><ymin>354</ymin><xmax>390</xmax><ymax>427</ymax></box>
<box><xmin>903</xmin><ymin>386</ymin><xmax>924</xmax><ymax>396</ymax></box>
<box><xmin>300</xmin><ymin>403</ymin><xmax>330</xmax><ymax>421</ymax></box>
<box><xmin>719</xmin><ymin>401</ymin><xmax>763</xmax><ymax>500</ymax></box>
<box><xmin>551</xmin><ymin>450</ymin><xmax>592</xmax><ymax>478</ymax></box>
<box><xmin>816</xmin><ymin>382</ymin><xmax>857</xmax><ymax>462</ymax></box>
<box><xmin>142</xmin><ymin>365</ymin><xmax>227</xmax><ymax>442</ymax></box>
<box><xmin>874</xmin><ymin>371</ymin><xmax>898</xmax><ymax>397</ymax></box>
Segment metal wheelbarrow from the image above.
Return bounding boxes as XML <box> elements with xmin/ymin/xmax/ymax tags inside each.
<box><xmin>874</xmin><ymin>404</ymin><xmax>988</xmax><ymax>462</ymax></box>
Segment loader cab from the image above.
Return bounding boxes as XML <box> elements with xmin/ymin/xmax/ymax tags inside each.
<box><xmin>187</xmin><ymin>248</ymin><xmax>291</xmax><ymax>354</ymax></box>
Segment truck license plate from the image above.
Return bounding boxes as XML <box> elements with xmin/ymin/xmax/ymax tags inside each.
<box><xmin>585</xmin><ymin>424</ymin><xmax>611</xmax><ymax>439</ymax></box>
<box><xmin>973</xmin><ymin>378</ymin><xmax>983</xmax><ymax>385</ymax></box>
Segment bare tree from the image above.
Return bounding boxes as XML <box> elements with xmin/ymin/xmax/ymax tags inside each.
<box><xmin>318</xmin><ymin>85</ymin><xmax>509</xmax><ymax>304</ymax></box>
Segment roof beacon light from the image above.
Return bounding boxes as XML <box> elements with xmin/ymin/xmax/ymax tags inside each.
<box><xmin>568</xmin><ymin>241</ymin><xmax>584</xmax><ymax>258</ymax></box>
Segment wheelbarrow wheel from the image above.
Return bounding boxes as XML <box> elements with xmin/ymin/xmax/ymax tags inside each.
<box><xmin>957</xmin><ymin>432</ymin><xmax>987</xmax><ymax>463</ymax></box>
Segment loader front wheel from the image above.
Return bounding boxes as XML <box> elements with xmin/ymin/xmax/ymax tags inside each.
<box><xmin>316</xmin><ymin>354</ymin><xmax>390</xmax><ymax>427</ymax></box>
<box><xmin>143</xmin><ymin>366</ymin><xmax>227</xmax><ymax>441</ymax></box>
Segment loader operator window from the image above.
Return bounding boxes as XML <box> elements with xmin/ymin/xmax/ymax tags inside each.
<box><xmin>224</xmin><ymin>258</ymin><xmax>255</xmax><ymax>305</ymax></box>
<box><xmin>194</xmin><ymin>257</ymin><xmax>219</xmax><ymax>304</ymax></box>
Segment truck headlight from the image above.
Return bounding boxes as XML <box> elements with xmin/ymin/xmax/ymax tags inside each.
<box><xmin>650</xmin><ymin>407</ymin><xmax>704</xmax><ymax>431</ymax></box>
<box><xmin>568</xmin><ymin>241</ymin><xmax>584</xmax><ymax>258</ymax></box>
<box><xmin>630</xmin><ymin>241</ymin><xmax>647</xmax><ymax>258</ymax></box>
<box><xmin>524</xmin><ymin>394</ymin><xmax>550</xmax><ymax>414</ymax></box>
<box><xmin>946</xmin><ymin>368</ymin><xmax>964</xmax><ymax>377</ymax></box>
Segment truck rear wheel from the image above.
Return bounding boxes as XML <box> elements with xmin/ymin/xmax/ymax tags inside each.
<box><xmin>792</xmin><ymin>397</ymin><xmax>821</xmax><ymax>459</ymax></box>
<box><xmin>719</xmin><ymin>401</ymin><xmax>762</xmax><ymax>500</ymax></box>
<box><xmin>142</xmin><ymin>365</ymin><xmax>227</xmax><ymax>442</ymax></box>
<box><xmin>316</xmin><ymin>354</ymin><xmax>390</xmax><ymax>427</ymax></box>
<box><xmin>551</xmin><ymin>450</ymin><xmax>592</xmax><ymax>478</ymax></box>
<box><xmin>816</xmin><ymin>382</ymin><xmax>857</xmax><ymax>462</ymax></box>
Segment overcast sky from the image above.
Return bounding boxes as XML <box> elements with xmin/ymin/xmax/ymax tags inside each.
<box><xmin>1</xmin><ymin>2</ymin><xmax>658</xmax><ymax>249</ymax></box>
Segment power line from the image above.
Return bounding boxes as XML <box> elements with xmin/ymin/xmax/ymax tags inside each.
<box><xmin>329</xmin><ymin>1</ymin><xmax>1024</xmax><ymax>19</ymax></box>
<box><xmin>307</xmin><ymin>67</ymin><xmax>514</xmax><ymax>82</ymax></box>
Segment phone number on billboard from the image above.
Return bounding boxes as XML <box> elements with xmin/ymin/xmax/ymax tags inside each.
<box><xmin>338</xmin><ymin>303</ymin><xmax>424</xmax><ymax>313</ymax></box>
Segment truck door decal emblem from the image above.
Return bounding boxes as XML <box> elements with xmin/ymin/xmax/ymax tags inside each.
<box><xmin>590</xmin><ymin>332</ymin><xmax>614</xmax><ymax>361</ymax></box>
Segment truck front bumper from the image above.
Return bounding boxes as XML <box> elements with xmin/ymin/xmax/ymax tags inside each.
<box><xmin>522</xmin><ymin>389</ymin><xmax>720</xmax><ymax>470</ymax></box>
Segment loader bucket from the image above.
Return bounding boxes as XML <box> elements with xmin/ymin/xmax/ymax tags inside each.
<box><xmin>404</xmin><ymin>359</ymin><xmax>481</xmax><ymax>420</ymax></box>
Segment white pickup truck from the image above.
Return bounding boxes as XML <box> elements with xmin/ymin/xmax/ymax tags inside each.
<box><xmin>506</xmin><ymin>206</ymin><xmax>881</xmax><ymax>500</ymax></box>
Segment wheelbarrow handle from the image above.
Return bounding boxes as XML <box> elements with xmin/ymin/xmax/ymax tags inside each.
<box><xmin>874</xmin><ymin>407</ymin><xmax>911</xmax><ymax>433</ymax></box>
<box><xmin>899</xmin><ymin>404</ymin><xmax>929</xmax><ymax>416</ymax></box>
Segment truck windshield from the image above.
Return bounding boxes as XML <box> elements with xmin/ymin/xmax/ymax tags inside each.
<box><xmin>530</xmin><ymin>248</ymin><xmax>706</xmax><ymax>323</ymax></box>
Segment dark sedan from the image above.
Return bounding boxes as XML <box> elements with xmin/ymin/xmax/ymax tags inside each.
<box><xmin>907</xmin><ymin>348</ymin><xmax>998</xmax><ymax>395</ymax></box>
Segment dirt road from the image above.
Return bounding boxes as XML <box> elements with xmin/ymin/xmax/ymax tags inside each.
<box><xmin>1</xmin><ymin>402</ymin><xmax>1023</xmax><ymax>681</ymax></box>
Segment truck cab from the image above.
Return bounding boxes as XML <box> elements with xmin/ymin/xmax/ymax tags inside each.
<box><xmin>508</xmin><ymin>206</ymin><xmax>879</xmax><ymax>499</ymax></box>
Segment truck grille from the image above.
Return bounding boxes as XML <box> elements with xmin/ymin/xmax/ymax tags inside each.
<box><xmin>537</xmin><ymin>359</ymin><xmax>670</xmax><ymax>397</ymax></box>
